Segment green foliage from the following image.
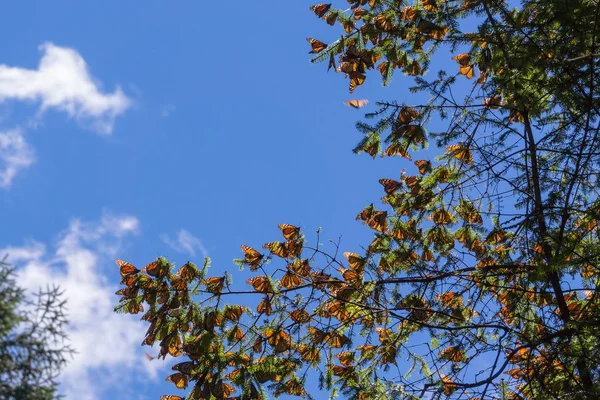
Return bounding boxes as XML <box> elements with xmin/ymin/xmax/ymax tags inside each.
<box><xmin>115</xmin><ymin>0</ymin><xmax>600</xmax><ymax>399</ymax></box>
<box><xmin>0</xmin><ymin>259</ymin><xmax>73</xmax><ymax>400</ymax></box>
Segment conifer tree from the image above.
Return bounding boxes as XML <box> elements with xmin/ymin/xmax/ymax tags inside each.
<box><xmin>0</xmin><ymin>259</ymin><xmax>72</xmax><ymax>400</ymax></box>
<box><xmin>115</xmin><ymin>1</ymin><xmax>600</xmax><ymax>398</ymax></box>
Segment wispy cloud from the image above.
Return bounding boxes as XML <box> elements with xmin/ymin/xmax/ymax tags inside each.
<box><xmin>160</xmin><ymin>229</ymin><xmax>208</xmax><ymax>258</ymax></box>
<box><xmin>0</xmin><ymin>128</ymin><xmax>35</xmax><ymax>188</ymax></box>
<box><xmin>0</xmin><ymin>43</ymin><xmax>131</xmax><ymax>134</ymax></box>
<box><xmin>0</xmin><ymin>211</ymin><xmax>162</xmax><ymax>400</ymax></box>
<box><xmin>0</xmin><ymin>43</ymin><xmax>132</xmax><ymax>188</ymax></box>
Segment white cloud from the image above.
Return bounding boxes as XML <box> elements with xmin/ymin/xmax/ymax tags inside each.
<box><xmin>0</xmin><ymin>212</ymin><xmax>162</xmax><ymax>400</ymax></box>
<box><xmin>0</xmin><ymin>128</ymin><xmax>35</xmax><ymax>188</ymax></box>
<box><xmin>160</xmin><ymin>229</ymin><xmax>208</xmax><ymax>258</ymax></box>
<box><xmin>0</xmin><ymin>43</ymin><xmax>131</xmax><ymax>134</ymax></box>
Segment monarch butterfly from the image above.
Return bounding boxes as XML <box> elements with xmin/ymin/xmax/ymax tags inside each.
<box><xmin>460</xmin><ymin>64</ymin><xmax>475</xmax><ymax>79</ymax></box>
<box><xmin>341</xmin><ymin>18</ymin><xmax>355</xmax><ymax>33</ymax></box>
<box><xmin>279</xmin><ymin>223</ymin><xmax>300</xmax><ymax>240</ymax></box>
<box><xmin>366</xmin><ymin>210</ymin><xmax>388</xmax><ymax>232</ymax></box>
<box><xmin>308</xmin><ymin>326</ymin><xmax>327</xmax><ymax>342</ymax></box>
<box><xmin>339</xmin><ymin>268</ymin><xmax>361</xmax><ymax>284</ymax></box>
<box><xmin>436</xmin><ymin>291</ymin><xmax>463</xmax><ymax>307</ymax></box>
<box><xmin>309</xmin><ymin>3</ymin><xmax>331</xmax><ymax>18</ymax></box>
<box><xmin>405</xmin><ymin>60</ymin><xmax>422</xmax><ymax>76</ymax></box>
<box><xmin>280</xmin><ymin>270</ymin><xmax>304</xmax><ymax>289</ymax></box>
<box><xmin>252</xmin><ymin>337</ymin><xmax>263</xmax><ymax>353</ymax></box>
<box><xmin>204</xmin><ymin>276</ymin><xmax>225</xmax><ymax>294</ymax></box>
<box><xmin>288</xmin><ymin>259</ymin><xmax>311</xmax><ymax>276</ymax></box>
<box><xmin>307</xmin><ymin>38</ymin><xmax>327</xmax><ymax>53</ymax></box>
<box><xmin>116</xmin><ymin>260</ymin><xmax>139</xmax><ymax>277</ymax></box>
<box><xmin>311</xmin><ymin>271</ymin><xmax>332</xmax><ymax>285</ymax></box>
<box><xmin>156</xmin><ymin>283</ymin><xmax>170</xmax><ymax>305</ymax></box>
<box><xmin>172</xmin><ymin>361</ymin><xmax>195</xmax><ymax>375</ymax></box>
<box><xmin>423</xmin><ymin>0</ymin><xmax>438</xmax><ymax>12</ymax></box>
<box><xmin>429</xmin><ymin>209</ymin><xmax>454</xmax><ymax>225</ymax></box>
<box><xmin>115</xmin><ymin>286</ymin><xmax>138</xmax><ymax>300</ymax></box>
<box><xmin>177</xmin><ymin>262</ymin><xmax>198</xmax><ymax>281</ymax></box>
<box><xmin>327</xmin><ymin>330</ymin><xmax>350</xmax><ymax>348</ymax></box>
<box><xmin>332</xmin><ymin>365</ymin><xmax>353</xmax><ymax>377</ymax></box>
<box><xmin>290</xmin><ymin>309</ymin><xmax>311</xmax><ymax>323</ymax></box>
<box><xmin>400</xmin><ymin>6</ymin><xmax>417</xmax><ymax>22</ymax></box>
<box><xmin>336</xmin><ymin>351</ymin><xmax>354</xmax><ymax>367</ymax></box>
<box><xmin>241</xmin><ymin>245</ymin><xmax>263</xmax><ymax>270</ymax></box>
<box><xmin>414</xmin><ymin>159</ymin><xmax>432</xmax><ymax>175</ymax></box>
<box><xmin>378</xmin><ymin>178</ymin><xmax>402</xmax><ymax>195</ymax></box>
<box><xmin>404</xmin><ymin>175</ymin><xmax>421</xmax><ymax>190</ymax></box>
<box><xmin>224</xmin><ymin>305</ymin><xmax>246</xmax><ymax>321</ymax></box>
<box><xmin>120</xmin><ymin>274</ymin><xmax>138</xmax><ymax>287</ymax></box>
<box><xmin>344</xmin><ymin>252</ymin><xmax>365</xmax><ymax>272</ymax></box>
<box><xmin>169</xmin><ymin>275</ymin><xmax>187</xmax><ymax>291</ymax></box>
<box><xmin>145</xmin><ymin>353</ymin><xmax>154</xmax><ymax>361</ymax></box>
<box><xmin>452</xmin><ymin>54</ymin><xmax>474</xmax><ymax>78</ymax></box>
<box><xmin>160</xmin><ymin>396</ymin><xmax>183</xmax><ymax>400</ymax></box>
<box><xmin>446</xmin><ymin>144</ymin><xmax>473</xmax><ymax>165</ymax></box>
<box><xmin>452</xmin><ymin>53</ymin><xmax>470</xmax><ymax>66</ymax></box>
<box><xmin>257</xmin><ymin>295</ymin><xmax>273</xmax><ymax>315</ymax></box>
<box><xmin>422</xmin><ymin>248</ymin><xmax>434</xmax><ymax>261</ymax></box>
<box><xmin>328</xmin><ymin>300</ymin><xmax>350</xmax><ymax>321</ymax></box>
<box><xmin>224</xmin><ymin>369</ymin><xmax>241</xmax><ymax>381</ymax></box>
<box><xmin>325</xmin><ymin>12</ymin><xmax>337</xmax><ymax>25</ymax></box>
<box><xmin>375</xmin><ymin>327</ymin><xmax>392</xmax><ymax>342</ymax></box>
<box><xmin>356</xmin><ymin>204</ymin><xmax>374</xmax><ymax>221</ymax></box>
<box><xmin>298</xmin><ymin>343</ymin><xmax>321</xmax><ymax>362</ymax></box>
<box><xmin>144</xmin><ymin>260</ymin><xmax>164</xmax><ymax>277</ymax></box>
<box><xmin>397</xmin><ymin>107</ymin><xmax>418</xmax><ymax>124</ymax></box>
<box><xmin>344</xmin><ymin>99</ymin><xmax>368</xmax><ymax>109</ymax></box>
<box><xmin>230</xmin><ymin>325</ymin><xmax>245</xmax><ymax>341</ymax></box>
<box><xmin>286</xmin><ymin>239</ymin><xmax>303</xmax><ymax>258</ymax></box>
<box><xmin>265</xmin><ymin>329</ymin><xmax>292</xmax><ymax>353</ymax></box>
<box><xmin>439</xmin><ymin>346</ymin><xmax>466</xmax><ymax>362</ymax></box>
<box><xmin>283</xmin><ymin>378</ymin><xmax>305</xmax><ymax>396</ymax></box>
<box><xmin>162</xmin><ymin>333</ymin><xmax>183</xmax><ymax>357</ymax></box>
<box><xmin>212</xmin><ymin>381</ymin><xmax>236</xmax><ymax>398</ymax></box>
<box><xmin>263</xmin><ymin>241</ymin><xmax>289</xmax><ymax>258</ymax></box>
<box><xmin>247</xmin><ymin>276</ymin><xmax>273</xmax><ymax>293</ymax></box>
<box><xmin>374</xmin><ymin>14</ymin><xmax>394</xmax><ymax>31</ymax></box>
<box><xmin>333</xmin><ymin>286</ymin><xmax>356</xmax><ymax>301</ymax></box>
<box><xmin>383</xmin><ymin>143</ymin><xmax>412</xmax><ymax>159</ymax></box>
<box><xmin>353</xmin><ymin>7</ymin><xmax>367</xmax><ymax>19</ymax></box>
<box><xmin>142</xmin><ymin>334</ymin><xmax>155</xmax><ymax>346</ymax></box>
<box><xmin>127</xmin><ymin>300</ymin><xmax>143</xmax><ymax>314</ymax></box>
<box><xmin>166</xmin><ymin>372</ymin><xmax>188</xmax><ymax>389</ymax></box>
<box><xmin>349</xmin><ymin>73</ymin><xmax>365</xmax><ymax>93</ymax></box>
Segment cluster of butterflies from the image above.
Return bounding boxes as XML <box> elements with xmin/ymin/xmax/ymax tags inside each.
<box><xmin>240</xmin><ymin>224</ymin><xmax>303</xmax><ymax>270</ymax></box>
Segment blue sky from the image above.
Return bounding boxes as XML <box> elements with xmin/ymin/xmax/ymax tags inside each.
<box><xmin>0</xmin><ymin>1</ymin><xmax>442</xmax><ymax>399</ymax></box>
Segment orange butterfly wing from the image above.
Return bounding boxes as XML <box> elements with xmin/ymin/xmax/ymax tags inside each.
<box><xmin>278</xmin><ymin>224</ymin><xmax>300</xmax><ymax>240</ymax></box>
<box><xmin>378</xmin><ymin>178</ymin><xmax>402</xmax><ymax>195</ymax></box>
<box><xmin>247</xmin><ymin>276</ymin><xmax>273</xmax><ymax>293</ymax></box>
<box><xmin>116</xmin><ymin>260</ymin><xmax>139</xmax><ymax>277</ymax></box>
<box><xmin>205</xmin><ymin>276</ymin><xmax>225</xmax><ymax>294</ymax></box>
<box><xmin>241</xmin><ymin>245</ymin><xmax>263</xmax><ymax>270</ymax></box>
<box><xmin>307</xmin><ymin>38</ymin><xmax>327</xmax><ymax>53</ymax></box>
<box><xmin>166</xmin><ymin>372</ymin><xmax>188</xmax><ymax>389</ymax></box>
<box><xmin>263</xmin><ymin>241</ymin><xmax>289</xmax><ymax>258</ymax></box>
<box><xmin>344</xmin><ymin>99</ymin><xmax>368</xmax><ymax>109</ymax></box>
<box><xmin>309</xmin><ymin>3</ymin><xmax>331</xmax><ymax>18</ymax></box>
<box><xmin>257</xmin><ymin>296</ymin><xmax>274</xmax><ymax>315</ymax></box>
